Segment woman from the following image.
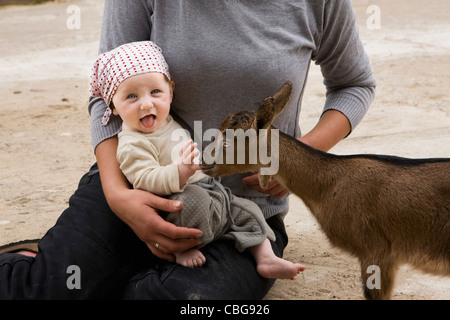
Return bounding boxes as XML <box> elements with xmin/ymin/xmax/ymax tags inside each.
<box><xmin>0</xmin><ymin>0</ymin><xmax>375</xmax><ymax>299</ymax></box>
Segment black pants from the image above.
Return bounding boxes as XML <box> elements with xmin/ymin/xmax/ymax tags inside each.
<box><xmin>0</xmin><ymin>164</ymin><xmax>288</xmax><ymax>299</ymax></box>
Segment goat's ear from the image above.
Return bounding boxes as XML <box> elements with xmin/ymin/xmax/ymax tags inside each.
<box><xmin>273</xmin><ymin>81</ymin><xmax>292</xmax><ymax>113</ymax></box>
<box><xmin>256</xmin><ymin>96</ymin><xmax>275</xmax><ymax>130</ymax></box>
<box><xmin>256</xmin><ymin>81</ymin><xmax>292</xmax><ymax>130</ymax></box>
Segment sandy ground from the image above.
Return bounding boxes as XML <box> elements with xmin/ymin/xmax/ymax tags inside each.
<box><xmin>0</xmin><ymin>0</ymin><xmax>449</xmax><ymax>300</ymax></box>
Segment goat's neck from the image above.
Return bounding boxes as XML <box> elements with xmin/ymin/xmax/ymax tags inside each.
<box><xmin>273</xmin><ymin>131</ymin><xmax>339</xmax><ymax>208</ymax></box>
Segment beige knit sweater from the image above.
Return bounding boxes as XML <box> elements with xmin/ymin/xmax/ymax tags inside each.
<box><xmin>117</xmin><ymin>116</ymin><xmax>206</xmax><ymax>196</ymax></box>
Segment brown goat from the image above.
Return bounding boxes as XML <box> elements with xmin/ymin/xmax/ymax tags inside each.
<box><xmin>201</xmin><ymin>81</ymin><xmax>450</xmax><ymax>300</ymax></box>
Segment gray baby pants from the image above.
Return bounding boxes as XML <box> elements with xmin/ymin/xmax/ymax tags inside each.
<box><xmin>163</xmin><ymin>177</ymin><xmax>276</xmax><ymax>252</ymax></box>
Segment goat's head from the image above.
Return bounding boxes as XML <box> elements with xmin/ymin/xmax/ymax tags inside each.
<box><xmin>201</xmin><ymin>81</ymin><xmax>292</xmax><ymax>178</ymax></box>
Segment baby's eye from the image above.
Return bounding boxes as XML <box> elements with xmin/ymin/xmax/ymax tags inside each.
<box><xmin>127</xmin><ymin>93</ymin><xmax>137</xmax><ymax>99</ymax></box>
<box><xmin>151</xmin><ymin>89</ymin><xmax>160</xmax><ymax>95</ymax></box>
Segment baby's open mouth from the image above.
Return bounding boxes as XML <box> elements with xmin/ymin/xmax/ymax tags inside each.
<box><xmin>141</xmin><ymin>114</ymin><xmax>156</xmax><ymax>128</ymax></box>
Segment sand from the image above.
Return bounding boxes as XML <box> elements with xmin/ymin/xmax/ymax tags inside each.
<box><xmin>0</xmin><ymin>0</ymin><xmax>449</xmax><ymax>300</ymax></box>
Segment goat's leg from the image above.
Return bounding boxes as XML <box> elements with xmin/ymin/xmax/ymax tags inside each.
<box><xmin>360</xmin><ymin>257</ymin><xmax>398</xmax><ymax>300</ymax></box>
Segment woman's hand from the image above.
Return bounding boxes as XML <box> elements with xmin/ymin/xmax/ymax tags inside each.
<box><xmin>242</xmin><ymin>174</ymin><xmax>289</xmax><ymax>198</ymax></box>
<box><xmin>96</xmin><ymin>136</ymin><xmax>203</xmax><ymax>261</ymax></box>
<box><xmin>108</xmin><ymin>187</ymin><xmax>203</xmax><ymax>261</ymax></box>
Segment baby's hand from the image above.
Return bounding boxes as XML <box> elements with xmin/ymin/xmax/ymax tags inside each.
<box><xmin>178</xmin><ymin>140</ymin><xmax>201</xmax><ymax>184</ymax></box>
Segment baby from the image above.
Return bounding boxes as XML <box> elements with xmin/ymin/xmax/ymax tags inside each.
<box><xmin>89</xmin><ymin>41</ymin><xmax>305</xmax><ymax>279</ymax></box>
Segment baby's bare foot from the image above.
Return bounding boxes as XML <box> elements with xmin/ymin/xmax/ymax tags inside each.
<box><xmin>175</xmin><ymin>249</ymin><xmax>206</xmax><ymax>268</ymax></box>
<box><xmin>257</xmin><ymin>256</ymin><xmax>305</xmax><ymax>280</ymax></box>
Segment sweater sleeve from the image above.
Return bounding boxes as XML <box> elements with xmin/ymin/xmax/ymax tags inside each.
<box><xmin>88</xmin><ymin>0</ymin><xmax>152</xmax><ymax>151</ymax></box>
<box><xmin>117</xmin><ymin>133</ymin><xmax>184</xmax><ymax>196</ymax></box>
<box><xmin>312</xmin><ymin>0</ymin><xmax>376</xmax><ymax>132</ymax></box>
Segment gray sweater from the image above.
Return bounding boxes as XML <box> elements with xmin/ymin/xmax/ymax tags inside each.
<box><xmin>89</xmin><ymin>0</ymin><xmax>376</xmax><ymax>218</ymax></box>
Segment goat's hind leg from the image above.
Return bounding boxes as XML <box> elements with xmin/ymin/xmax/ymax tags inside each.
<box><xmin>360</xmin><ymin>257</ymin><xmax>398</xmax><ymax>300</ymax></box>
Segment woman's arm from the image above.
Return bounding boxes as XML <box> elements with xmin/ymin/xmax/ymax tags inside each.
<box><xmin>95</xmin><ymin>136</ymin><xmax>202</xmax><ymax>260</ymax></box>
<box><xmin>313</xmin><ymin>0</ymin><xmax>376</xmax><ymax>132</ymax></box>
<box><xmin>244</xmin><ymin>0</ymin><xmax>375</xmax><ymax>197</ymax></box>
<box><xmin>298</xmin><ymin>109</ymin><xmax>351</xmax><ymax>152</ymax></box>
<box><xmin>89</xmin><ymin>0</ymin><xmax>153</xmax><ymax>152</ymax></box>
<box><xmin>91</xmin><ymin>1</ymin><xmax>202</xmax><ymax>259</ymax></box>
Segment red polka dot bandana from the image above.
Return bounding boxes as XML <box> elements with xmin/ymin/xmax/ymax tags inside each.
<box><xmin>89</xmin><ymin>41</ymin><xmax>171</xmax><ymax>126</ymax></box>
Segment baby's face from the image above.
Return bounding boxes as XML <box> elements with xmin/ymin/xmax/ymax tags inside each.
<box><xmin>112</xmin><ymin>72</ymin><xmax>173</xmax><ymax>133</ymax></box>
